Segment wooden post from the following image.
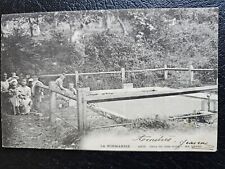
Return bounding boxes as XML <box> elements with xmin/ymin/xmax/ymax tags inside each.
<box><xmin>207</xmin><ymin>94</ymin><xmax>211</xmax><ymax>112</ymax></box>
<box><xmin>77</xmin><ymin>87</ymin><xmax>90</xmax><ymax>134</ymax></box>
<box><xmin>189</xmin><ymin>64</ymin><xmax>194</xmax><ymax>85</ymax></box>
<box><xmin>49</xmin><ymin>81</ymin><xmax>56</xmax><ymax>122</ymax></box>
<box><xmin>164</xmin><ymin>64</ymin><xmax>168</xmax><ymax>80</ymax></box>
<box><xmin>213</xmin><ymin>100</ymin><xmax>217</xmax><ymax>112</ymax></box>
<box><xmin>33</xmin><ymin>86</ymin><xmax>41</xmax><ymax>110</ymax></box>
<box><xmin>121</xmin><ymin>68</ymin><xmax>125</xmax><ymax>85</ymax></box>
<box><xmin>201</xmin><ymin>100</ymin><xmax>206</xmax><ymax>111</ymax></box>
<box><xmin>215</xmin><ymin>69</ymin><xmax>218</xmax><ymax>85</ymax></box>
<box><xmin>75</xmin><ymin>71</ymin><xmax>79</xmax><ymax>88</ymax></box>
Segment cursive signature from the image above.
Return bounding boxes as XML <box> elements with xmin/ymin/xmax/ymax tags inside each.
<box><xmin>133</xmin><ymin>135</ymin><xmax>172</xmax><ymax>142</ymax></box>
<box><xmin>175</xmin><ymin>139</ymin><xmax>209</xmax><ymax>150</ymax></box>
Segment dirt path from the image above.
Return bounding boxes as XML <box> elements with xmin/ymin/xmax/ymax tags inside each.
<box><xmin>2</xmin><ymin>113</ymin><xmax>60</xmax><ymax>149</ymax></box>
<box><xmin>1</xmin><ymin>103</ymin><xmax>114</xmax><ymax>149</ymax></box>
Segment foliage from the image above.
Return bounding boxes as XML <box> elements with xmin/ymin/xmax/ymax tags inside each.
<box><xmin>1</xmin><ymin>8</ymin><xmax>218</xmax><ymax>87</ymax></box>
<box><xmin>132</xmin><ymin>118</ymin><xmax>170</xmax><ymax>129</ymax></box>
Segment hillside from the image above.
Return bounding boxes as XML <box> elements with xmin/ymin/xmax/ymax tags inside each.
<box><xmin>1</xmin><ymin>8</ymin><xmax>218</xmax><ymax>88</ymax></box>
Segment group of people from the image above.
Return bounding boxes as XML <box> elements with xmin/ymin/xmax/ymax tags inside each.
<box><xmin>1</xmin><ymin>72</ymin><xmax>78</xmax><ymax>115</ymax></box>
<box><xmin>1</xmin><ymin>72</ymin><xmax>45</xmax><ymax>115</ymax></box>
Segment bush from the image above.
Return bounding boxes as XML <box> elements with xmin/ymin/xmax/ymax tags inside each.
<box><xmin>132</xmin><ymin>117</ymin><xmax>170</xmax><ymax>129</ymax></box>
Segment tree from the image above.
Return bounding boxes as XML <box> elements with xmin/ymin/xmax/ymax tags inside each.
<box><xmin>1</xmin><ymin>8</ymin><xmax>218</xmax><ymax>87</ymax></box>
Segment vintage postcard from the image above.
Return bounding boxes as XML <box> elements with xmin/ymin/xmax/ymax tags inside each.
<box><xmin>1</xmin><ymin>8</ymin><xmax>218</xmax><ymax>151</ymax></box>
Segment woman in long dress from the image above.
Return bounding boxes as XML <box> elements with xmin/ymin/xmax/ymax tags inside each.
<box><xmin>8</xmin><ymin>81</ymin><xmax>20</xmax><ymax>115</ymax></box>
<box><xmin>17</xmin><ymin>79</ymin><xmax>32</xmax><ymax>114</ymax></box>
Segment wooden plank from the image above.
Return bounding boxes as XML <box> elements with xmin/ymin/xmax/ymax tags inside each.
<box><xmin>121</xmin><ymin>68</ymin><xmax>126</xmax><ymax>84</ymax></box>
<box><xmin>80</xmin><ymin>71</ymin><xmax>121</xmax><ymax>75</ymax></box>
<box><xmin>165</xmin><ymin>68</ymin><xmax>215</xmax><ymax>71</ymax></box>
<box><xmin>164</xmin><ymin>65</ymin><xmax>168</xmax><ymax>80</ymax></box>
<box><xmin>77</xmin><ymin>88</ymin><xmax>90</xmax><ymax>133</ymax></box>
<box><xmin>38</xmin><ymin>84</ymin><xmax>77</xmax><ymax>101</ymax></box>
<box><xmin>91</xmin><ymin>123</ymin><xmax>132</xmax><ymax>129</ymax></box>
<box><xmin>77</xmin><ymin>88</ymin><xmax>84</xmax><ymax>132</ymax></box>
<box><xmin>89</xmin><ymin>86</ymin><xmax>157</xmax><ymax>96</ymax></box>
<box><xmin>126</xmin><ymin>68</ymin><xmax>216</xmax><ymax>72</ymax></box>
<box><xmin>212</xmin><ymin>100</ymin><xmax>218</xmax><ymax>112</ymax></box>
<box><xmin>169</xmin><ymin>111</ymin><xmax>215</xmax><ymax>120</ymax></box>
<box><xmin>189</xmin><ymin>64</ymin><xmax>194</xmax><ymax>85</ymax></box>
<box><xmin>201</xmin><ymin>100</ymin><xmax>207</xmax><ymax>111</ymax></box>
<box><xmin>49</xmin><ymin>81</ymin><xmax>56</xmax><ymax>122</ymax></box>
<box><xmin>82</xmin><ymin>88</ymin><xmax>89</xmax><ymax>133</ymax></box>
<box><xmin>38</xmin><ymin>68</ymin><xmax>217</xmax><ymax>78</ymax></box>
<box><xmin>126</xmin><ymin>68</ymin><xmax>165</xmax><ymax>73</ymax></box>
<box><xmin>39</xmin><ymin>73</ymin><xmax>76</xmax><ymax>77</ymax></box>
<box><xmin>166</xmin><ymin>68</ymin><xmax>189</xmax><ymax>71</ymax></box>
<box><xmin>184</xmin><ymin>94</ymin><xmax>218</xmax><ymax>101</ymax></box>
<box><xmin>75</xmin><ymin>71</ymin><xmax>79</xmax><ymax>88</ymax></box>
<box><xmin>193</xmin><ymin>68</ymin><xmax>215</xmax><ymax>71</ymax></box>
<box><xmin>87</xmin><ymin>85</ymin><xmax>217</xmax><ymax>103</ymax></box>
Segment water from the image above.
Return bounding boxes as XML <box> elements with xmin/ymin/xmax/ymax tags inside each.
<box><xmin>95</xmin><ymin>94</ymin><xmax>218</xmax><ymax>120</ymax></box>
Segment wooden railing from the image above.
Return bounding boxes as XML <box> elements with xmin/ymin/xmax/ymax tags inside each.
<box><xmin>36</xmin><ymin>63</ymin><xmax>218</xmax><ymax>134</ymax></box>
<box><xmin>35</xmin><ymin>82</ymin><xmax>77</xmax><ymax>124</ymax></box>
<box><xmin>76</xmin><ymin>84</ymin><xmax>217</xmax><ymax>133</ymax></box>
<box><xmin>39</xmin><ymin>65</ymin><xmax>218</xmax><ymax>87</ymax></box>
<box><xmin>35</xmin><ymin>81</ymin><xmax>217</xmax><ymax>134</ymax></box>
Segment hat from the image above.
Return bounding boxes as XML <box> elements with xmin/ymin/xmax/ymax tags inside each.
<box><xmin>10</xmin><ymin>79</ymin><xmax>18</xmax><ymax>85</ymax></box>
<box><xmin>11</xmin><ymin>72</ymin><xmax>19</xmax><ymax>79</ymax></box>
<box><xmin>28</xmin><ymin>78</ymin><xmax>34</xmax><ymax>82</ymax></box>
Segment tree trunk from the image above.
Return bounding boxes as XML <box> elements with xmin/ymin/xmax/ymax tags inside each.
<box><xmin>28</xmin><ymin>18</ymin><xmax>33</xmax><ymax>37</ymax></box>
<box><xmin>117</xmin><ymin>16</ymin><xmax>127</xmax><ymax>36</ymax></box>
<box><xmin>69</xmin><ymin>22</ymin><xmax>73</xmax><ymax>43</ymax></box>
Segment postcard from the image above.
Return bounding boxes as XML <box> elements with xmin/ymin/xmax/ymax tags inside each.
<box><xmin>1</xmin><ymin>8</ymin><xmax>218</xmax><ymax>151</ymax></box>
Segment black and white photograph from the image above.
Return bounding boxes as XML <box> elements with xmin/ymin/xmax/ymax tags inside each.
<box><xmin>1</xmin><ymin>8</ymin><xmax>218</xmax><ymax>151</ymax></box>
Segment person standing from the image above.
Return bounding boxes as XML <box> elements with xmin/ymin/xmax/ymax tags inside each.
<box><xmin>55</xmin><ymin>74</ymin><xmax>67</xmax><ymax>92</ymax></box>
<box><xmin>28</xmin><ymin>78</ymin><xmax>33</xmax><ymax>89</ymax></box>
<box><xmin>8</xmin><ymin>80</ymin><xmax>20</xmax><ymax>115</ymax></box>
<box><xmin>8</xmin><ymin>72</ymin><xmax>19</xmax><ymax>87</ymax></box>
<box><xmin>54</xmin><ymin>74</ymin><xmax>68</xmax><ymax>108</ymax></box>
<box><xmin>1</xmin><ymin>73</ymin><xmax>10</xmax><ymax>113</ymax></box>
<box><xmin>31</xmin><ymin>76</ymin><xmax>47</xmax><ymax>111</ymax></box>
<box><xmin>1</xmin><ymin>73</ymin><xmax>9</xmax><ymax>93</ymax></box>
<box><xmin>17</xmin><ymin>78</ymin><xmax>32</xmax><ymax>114</ymax></box>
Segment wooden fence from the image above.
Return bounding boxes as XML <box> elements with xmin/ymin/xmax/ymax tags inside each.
<box><xmin>36</xmin><ymin>81</ymin><xmax>217</xmax><ymax>134</ymax></box>
<box><xmin>77</xmin><ymin>84</ymin><xmax>217</xmax><ymax>133</ymax></box>
<box><xmin>36</xmin><ymin>64</ymin><xmax>218</xmax><ymax>134</ymax></box>
<box><xmin>35</xmin><ymin>82</ymin><xmax>77</xmax><ymax>124</ymax></box>
<box><xmin>39</xmin><ymin>65</ymin><xmax>218</xmax><ymax>87</ymax></box>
